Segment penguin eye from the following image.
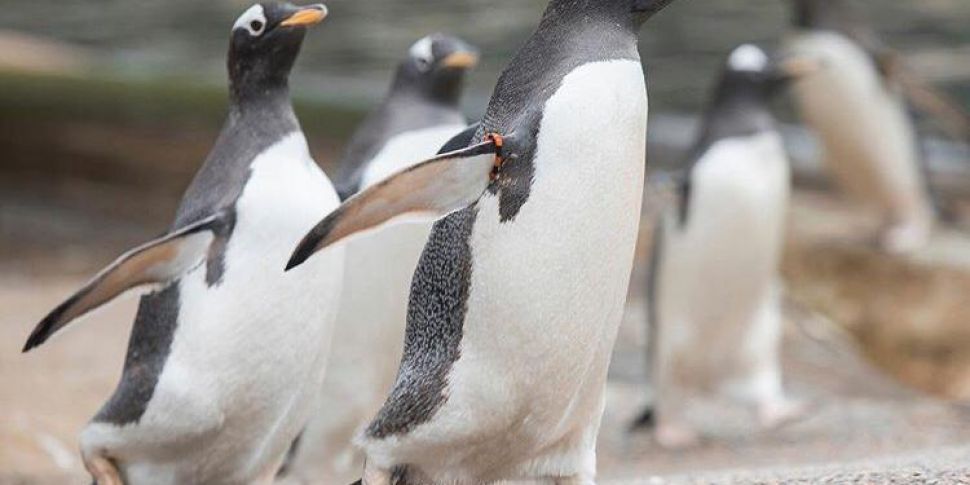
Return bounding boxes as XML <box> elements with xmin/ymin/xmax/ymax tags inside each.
<box><xmin>233</xmin><ymin>5</ymin><xmax>268</xmax><ymax>37</ymax></box>
<box><xmin>415</xmin><ymin>56</ymin><xmax>433</xmax><ymax>72</ymax></box>
<box><xmin>409</xmin><ymin>36</ymin><xmax>435</xmax><ymax>72</ymax></box>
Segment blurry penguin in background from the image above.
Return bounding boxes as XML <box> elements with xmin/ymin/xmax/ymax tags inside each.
<box><xmin>784</xmin><ymin>0</ymin><xmax>967</xmax><ymax>253</ymax></box>
<box><xmin>280</xmin><ymin>34</ymin><xmax>478</xmax><ymax>484</ymax></box>
<box><xmin>636</xmin><ymin>44</ymin><xmax>820</xmax><ymax>449</ymax></box>
<box><xmin>21</xmin><ymin>4</ymin><xmax>345</xmax><ymax>484</ymax></box>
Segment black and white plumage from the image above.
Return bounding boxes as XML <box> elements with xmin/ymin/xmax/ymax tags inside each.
<box><xmin>22</xmin><ymin>4</ymin><xmax>344</xmax><ymax>484</ymax></box>
<box><xmin>287</xmin><ymin>0</ymin><xmax>677</xmax><ymax>482</ymax></box>
<box><xmin>785</xmin><ymin>0</ymin><xmax>935</xmax><ymax>253</ymax></box>
<box><xmin>641</xmin><ymin>44</ymin><xmax>817</xmax><ymax>449</ymax></box>
<box><xmin>282</xmin><ymin>34</ymin><xmax>477</xmax><ymax>484</ymax></box>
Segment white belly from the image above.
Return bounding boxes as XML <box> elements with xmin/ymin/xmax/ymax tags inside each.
<box><xmin>657</xmin><ymin>133</ymin><xmax>789</xmax><ymax>362</ymax></box>
<box><xmin>784</xmin><ymin>31</ymin><xmax>926</xmax><ymax>217</ymax></box>
<box><xmin>291</xmin><ymin>124</ymin><xmax>464</xmax><ymax>481</ymax></box>
<box><xmin>128</xmin><ymin>132</ymin><xmax>345</xmax><ymax>482</ymax></box>
<box><xmin>376</xmin><ymin>60</ymin><xmax>648</xmax><ymax>482</ymax></box>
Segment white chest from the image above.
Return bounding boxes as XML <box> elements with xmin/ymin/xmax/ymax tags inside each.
<box><xmin>453</xmin><ymin>59</ymin><xmax>648</xmax><ymax>419</ymax></box>
<box><xmin>176</xmin><ymin>131</ymin><xmax>345</xmax><ymax>372</ymax></box>
<box><xmin>149</xmin><ymin>132</ymin><xmax>345</xmax><ymax>474</ymax></box>
<box><xmin>688</xmin><ymin>132</ymin><xmax>791</xmax><ymax>234</ymax></box>
<box><xmin>662</xmin><ymin>132</ymin><xmax>789</xmax><ymax>313</ymax></box>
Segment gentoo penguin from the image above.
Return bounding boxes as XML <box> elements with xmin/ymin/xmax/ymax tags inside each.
<box><xmin>638</xmin><ymin>44</ymin><xmax>819</xmax><ymax>449</ymax></box>
<box><xmin>286</xmin><ymin>0</ymin><xmax>678</xmax><ymax>482</ymax></box>
<box><xmin>784</xmin><ymin>0</ymin><xmax>935</xmax><ymax>253</ymax></box>
<box><xmin>282</xmin><ymin>34</ymin><xmax>477</xmax><ymax>484</ymax></box>
<box><xmin>21</xmin><ymin>3</ymin><xmax>344</xmax><ymax>484</ymax></box>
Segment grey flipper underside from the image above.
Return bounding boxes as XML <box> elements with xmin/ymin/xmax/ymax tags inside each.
<box><xmin>23</xmin><ymin>214</ymin><xmax>226</xmax><ymax>352</ymax></box>
<box><xmin>286</xmin><ymin>140</ymin><xmax>500</xmax><ymax>271</ymax></box>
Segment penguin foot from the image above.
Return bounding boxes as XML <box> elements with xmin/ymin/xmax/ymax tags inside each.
<box><xmin>84</xmin><ymin>455</ymin><xmax>122</xmax><ymax>485</ymax></box>
<box><xmin>654</xmin><ymin>422</ymin><xmax>700</xmax><ymax>449</ymax></box>
<box><xmin>758</xmin><ymin>398</ymin><xmax>809</xmax><ymax>429</ymax></box>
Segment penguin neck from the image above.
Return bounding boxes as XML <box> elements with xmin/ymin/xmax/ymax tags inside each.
<box><xmin>539</xmin><ymin>0</ymin><xmax>640</xmax><ymax>39</ymax></box>
<box><xmin>480</xmin><ymin>0</ymin><xmax>640</xmax><ymax>135</ymax></box>
<box><xmin>389</xmin><ymin>67</ymin><xmax>464</xmax><ymax>110</ymax></box>
<box><xmin>228</xmin><ymin>82</ymin><xmax>296</xmax><ymax>122</ymax></box>
<box><xmin>702</xmin><ymin>83</ymin><xmax>774</xmax><ymax>139</ymax></box>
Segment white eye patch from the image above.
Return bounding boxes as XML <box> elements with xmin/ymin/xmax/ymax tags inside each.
<box><xmin>728</xmin><ymin>44</ymin><xmax>769</xmax><ymax>72</ymax></box>
<box><xmin>409</xmin><ymin>35</ymin><xmax>435</xmax><ymax>71</ymax></box>
<box><xmin>233</xmin><ymin>4</ymin><xmax>267</xmax><ymax>36</ymax></box>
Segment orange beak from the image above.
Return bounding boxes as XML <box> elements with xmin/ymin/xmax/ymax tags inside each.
<box><xmin>280</xmin><ymin>5</ymin><xmax>328</xmax><ymax>28</ymax></box>
<box><xmin>441</xmin><ymin>51</ymin><xmax>480</xmax><ymax>69</ymax></box>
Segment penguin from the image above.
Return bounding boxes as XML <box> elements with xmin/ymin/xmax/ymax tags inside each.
<box><xmin>784</xmin><ymin>0</ymin><xmax>935</xmax><ymax>253</ymax></box>
<box><xmin>286</xmin><ymin>0</ymin><xmax>678</xmax><ymax>482</ymax></box>
<box><xmin>637</xmin><ymin>44</ymin><xmax>819</xmax><ymax>449</ymax></box>
<box><xmin>282</xmin><ymin>34</ymin><xmax>478</xmax><ymax>484</ymax></box>
<box><xmin>21</xmin><ymin>4</ymin><xmax>344</xmax><ymax>484</ymax></box>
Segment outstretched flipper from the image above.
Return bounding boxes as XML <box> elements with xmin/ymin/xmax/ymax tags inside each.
<box><xmin>23</xmin><ymin>214</ymin><xmax>226</xmax><ymax>352</ymax></box>
<box><xmin>286</xmin><ymin>138</ymin><xmax>503</xmax><ymax>271</ymax></box>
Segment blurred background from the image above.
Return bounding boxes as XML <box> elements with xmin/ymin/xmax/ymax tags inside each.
<box><xmin>2</xmin><ymin>0</ymin><xmax>970</xmax><ymax>483</ymax></box>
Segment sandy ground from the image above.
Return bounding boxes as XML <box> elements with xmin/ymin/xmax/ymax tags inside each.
<box><xmin>4</xmin><ymin>192</ymin><xmax>970</xmax><ymax>484</ymax></box>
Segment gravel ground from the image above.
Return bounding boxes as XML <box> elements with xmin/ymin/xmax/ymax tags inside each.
<box><xmin>4</xmin><ymin>192</ymin><xmax>970</xmax><ymax>484</ymax></box>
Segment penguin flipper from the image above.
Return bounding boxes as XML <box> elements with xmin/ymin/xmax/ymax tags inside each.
<box><xmin>437</xmin><ymin>122</ymin><xmax>482</xmax><ymax>155</ymax></box>
<box><xmin>23</xmin><ymin>214</ymin><xmax>225</xmax><ymax>352</ymax></box>
<box><xmin>287</xmin><ymin>139</ymin><xmax>500</xmax><ymax>271</ymax></box>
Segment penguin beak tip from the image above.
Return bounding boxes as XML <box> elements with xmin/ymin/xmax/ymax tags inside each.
<box><xmin>441</xmin><ymin>51</ymin><xmax>480</xmax><ymax>70</ymax></box>
<box><xmin>280</xmin><ymin>4</ymin><xmax>329</xmax><ymax>28</ymax></box>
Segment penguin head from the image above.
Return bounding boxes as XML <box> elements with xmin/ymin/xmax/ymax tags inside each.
<box><xmin>720</xmin><ymin>44</ymin><xmax>823</xmax><ymax>97</ymax></box>
<box><xmin>227</xmin><ymin>2</ymin><xmax>328</xmax><ymax>100</ymax></box>
<box><xmin>393</xmin><ymin>34</ymin><xmax>479</xmax><ymax>106</ymax></box>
